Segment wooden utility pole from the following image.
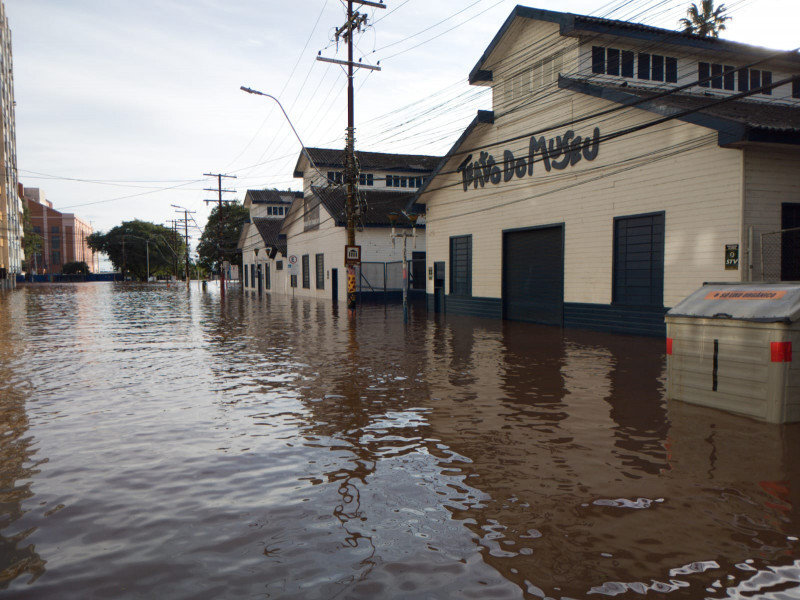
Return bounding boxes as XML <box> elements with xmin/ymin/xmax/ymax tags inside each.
<box><xmin>317</xmin><ymin>0</ymin><xmax>384</xmax><ymax>310</ymax></box>
<box><xmin>203</xmin><ymin>172</ymin><xmax>237</xmax><ymax>299</ymax></box>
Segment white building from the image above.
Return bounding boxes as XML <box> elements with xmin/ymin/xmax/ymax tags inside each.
<box><xmin>281</xmin><ymin>148</ymin><xmax>441</xmax><ymax>302</ymax></box>
<box><xmin>414</xmin><ymin>6</ymin><xmax>800</xmax><ymax>336</ymax></box>
<box><xmin>239</xmin><ymin>189</ymin><xmax>301</xmax><ymax>296</ymax></box>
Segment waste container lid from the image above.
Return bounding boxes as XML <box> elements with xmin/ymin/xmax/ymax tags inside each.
<box><xmin>667</xmin><ymin>283</ymin><xmax>800</xmax><ymax>323</ymax></box>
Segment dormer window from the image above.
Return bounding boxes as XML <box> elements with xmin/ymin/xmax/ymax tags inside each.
<box><xmin>700</xmin><ymin>63</ymin><xmax>772</xmax><ymax>95</ymax></box>
<box><xmin>593</xmin><ymin>47</ymin><xmax>677</xmax><ymax>83</ymax></box>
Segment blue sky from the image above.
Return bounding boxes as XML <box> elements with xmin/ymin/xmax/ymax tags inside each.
<box><xmin>6</xmin><ymin>0</ymin><xmax>797</xmax><ymax>257</ymax></box>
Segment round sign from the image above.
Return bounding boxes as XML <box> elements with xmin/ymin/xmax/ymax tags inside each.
<box><xmin>289</xmin><ymin>255</ymin><xmax>298</xmax><ymax>264</ymax></box>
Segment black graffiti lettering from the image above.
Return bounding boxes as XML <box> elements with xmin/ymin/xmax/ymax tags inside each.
<box><xmin>471</xmin><ymin>152</ymin><xmax>486</xmax><ymax>188</ymax></box>
<box><xmin>515</xmin><ymin>158</ymin><xmax>527</xmax><ymax>178</ymax></box>
<box><xmin>569</xmin><ymin>135</ymin><xmax>583</xmax><ymax>166</ymax></box>
<box><xmin>528</xmin><ymin>136</ymin><xmax>550</xmax><ymax>175</ymax></box>
<box><xmin>488</xmin><ymin>155</ymin><xmax>501</xmax><ymax>184</ymax></box>
<box><xmin>503</xmin><ymin>150</ymin><xmax>515</xmax><ymax>182</ymax></box>
<box><xmin>457</xmin><ymin>154</ymin><xmax>473</xmax><ymax>192</ymax></box>
<box><xmin>551</xmin><ymin>130</ymin><xmax>573</xmax><ymax>170</ymax></box>
<box><xmin>582</xmin><ymin>127</ymin><xmax>600</xmax><ymax>161</ymax></box>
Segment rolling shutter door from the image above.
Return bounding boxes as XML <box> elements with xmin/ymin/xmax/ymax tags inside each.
<box><xmin>503</xmin><ymin>226</ymin><xmax>564</xmax><ymax>325</ymax></box>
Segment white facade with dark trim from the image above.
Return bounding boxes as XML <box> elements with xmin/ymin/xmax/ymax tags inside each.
<box><xmin>413</xmin><ymin>6</ymin><xmax>800</xmax><ymax>337</ymax></box>
<box><xmin>280</xmin><ymin>148</ymin><xmax>439</xmax><ymax>302</ymax></box>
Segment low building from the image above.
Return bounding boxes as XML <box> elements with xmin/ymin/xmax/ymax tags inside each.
<box><xmin>239</xmin><ymin>189</ymin><xmax>300</xmax><ymax>296</ymax></box>
<box><xmin>284</xmin><ymin>148</ymin><xmax>440</xmax><ymax>302</ymax></box>
<box><xmin>413</xmin><ymin>6</ymin><xmax>800</xmax><ymax>336</ymax></box>
<box><xmin>24</xmin><ymin>187</ymin><xmax>97</xmax><ymax>274</ymax></box>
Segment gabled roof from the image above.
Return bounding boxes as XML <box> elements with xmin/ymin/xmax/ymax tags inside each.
<box><xmin>253</xmin><ymin>217</ymin><xmax>287</xmax><ymax>255</ymax></box>
<box><xmin>311</xmin><ymin>186</ymin><xmax>424</xmax><ymax>228</ymax></box>
<box><xmin>293</xmin><ymin>148</ymin><xmax>442</xmax><ymax>178</ymax></box>
<box><xmin>560</xmin><ymin>76</ymin><xmax>800</xmax><ymax>146</ymax></box>
<box><xmin>406</xmin><ymin>110</ymin><xmax>495</xmax><ymax>212</ymax></box>
<box><xmin>245</xmin><ymin>189</ymin><xmax>303</xmax><ymax>205</ymax></box>
<box><xmin>469</xmin><ymin>6</ymin><xmax>800</xmax><ymax>84</ymax></box>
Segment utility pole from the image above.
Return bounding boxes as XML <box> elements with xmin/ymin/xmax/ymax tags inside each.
<box><xmin>173</xmin><ymin>208</ymin><xmax>196</xmax><ymax>291</ymax></box>
<box><xmin>318</xmin><ymin>0</ymin><xmax>384</xmax><ymax>311</ymax></box>
<box><xmin>121</xmin><ymin>235</ymin><xmax>126</xmax><ymax>281</ymax></box>
<box><xmin>203</xmin><ymin>172</ymin><xmax>237</xmax><ymax>299</ymax></box>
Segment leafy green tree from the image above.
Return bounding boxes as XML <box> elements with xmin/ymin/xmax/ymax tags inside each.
<box><xmin>62</xmin><ymin>261</ymin><xmax>90</xmax><ymax>275</ymax></box>
<box><xmin>197</xmin><ymin>202</ymin><xmax>249</xmax><ymax>273</ymax></box>
<box><xmin>87</xmin><ymin>220</ymin><xmax>185</xmax><ymax>281</ymax></box>
<box><xmin>21</xmin><ymin>204</ymin><xmax>42</xmax><ymax>273</ymax></box>
<box><xmin>679</xmin><ymin>0</ymin><xmax>731</xmax><ymax>37</ymax></box>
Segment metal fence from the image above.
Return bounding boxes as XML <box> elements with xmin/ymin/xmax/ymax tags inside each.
<box><xmin>761</xmin><ymin>227</ymin><xmax>800</xmax><ymax>281</ymax></box>
<box><xmin>357</xmin><ymin>259</ymin><xmax>426</xmax><ymax>294</ymax></box>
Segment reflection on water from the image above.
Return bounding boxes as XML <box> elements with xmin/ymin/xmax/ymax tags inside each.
<box><xmin>0</xmin><ymin>283</ymin><xmax>798</xmax><ymax>599</ymax></box>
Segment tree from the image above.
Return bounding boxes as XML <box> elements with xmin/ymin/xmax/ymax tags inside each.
<box><xmin>62</xmin><ymin>261</ymin><xmax>90</xmax><ymax>275</ymax></box>
<box><xmin>21</xmin><ymin>203</ymin><xmax>42</xmax><ymax>273</ymax></box>
<box><xmin>196</xmin><ymin>202</ymin><xmax>249</xmax><ymax>273</ymax></box>
<box><xmin>679</xmin><ymin>0</ymin><xmax>731</xmax><ymax>37</ymax></box>
<box><xmin>87</xmin><ymin>220</ymin><xmax>185</xmax><ymax>281</ymax></box>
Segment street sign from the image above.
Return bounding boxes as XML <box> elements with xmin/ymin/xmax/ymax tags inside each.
<box><xmin>345</xmin><ymin>245</ymin><xmax>361</xmax><ymax>266</ymax></box>
<box><xmin>725</xmin><ymin>244</ymin><xmax>739</xmax><ymax>270</ymax></box>
<box><xmin>289</xmin><ymin>255</ymin><xmax>298</xmax><ymax>264</ymax></box>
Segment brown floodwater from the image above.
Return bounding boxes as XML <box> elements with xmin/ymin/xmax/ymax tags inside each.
<box><xmin>0</xmin><ymin>282</ymin><xmax>799</xmax><ymax>599</ymax></box>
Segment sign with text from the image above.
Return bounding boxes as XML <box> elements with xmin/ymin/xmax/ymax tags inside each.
<box><xmin>725</xmin><ymin>244</ymin><xmax>739</xmax><ymax>270</ymax></box>
<box><xmin>704</xmin><ymin>290</ymin><xmax>787</xmax><ymax>300</ymax></box>
<box><xmin>345</xmin><ymin>245</ymin><xmax>361</xmax><ymax>266</ymax></box>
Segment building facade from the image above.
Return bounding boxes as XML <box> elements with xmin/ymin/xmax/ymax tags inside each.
<box><xmin>0</xmin><ymin>2</ymin><xmax>20</xmax><ymax>289</ymax></box>
<box><xmin>414</xmin><ymin>6</ymin><xmax>800</xmax><ymax>336</ymax></box>
<box><xmin>24</xmin><ymin>188</ymin><xmax>97</xmax><ymax>274</ymax></box>
<box><xmin>284</xmin><ymin>148</ymin><xmax>439</xmax><ymax>302</ymax></box>
<box><xmin>239</xmin><ymin>188</ymin><xmax>300</xmax><ymax>296</ymax></box>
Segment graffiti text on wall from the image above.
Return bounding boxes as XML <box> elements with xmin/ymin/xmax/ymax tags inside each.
<box><xmin>456</xmin><ymin>127</ymin><xmax>600</xmax><ymax>192</ymax></box>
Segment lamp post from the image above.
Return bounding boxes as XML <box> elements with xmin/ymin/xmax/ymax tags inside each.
<box><xmin>388</xmin><ymin>212</ymin><xmax>418</xmax><ymax>324</ymax></box>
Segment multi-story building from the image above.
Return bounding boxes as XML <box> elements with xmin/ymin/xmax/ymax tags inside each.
<box><xmin>414</xmin><ymin>6</ymin><xmax>800</xmax><ymax>336</ymax></box>
<box><xmin>24</xmin><ymin>188</ymin><xmax>96</xmax><ymax>274</ymax></box>
<box><xmin>239</xmin><ymin>188</ymin><xmax>301</xmax><ymax>296</ymax></box>
<box><xmin>283</xmin><ymin>147</ymin><xmax>441</xmax><ymax>302</ymax></box>
<box><xmin>0</xmin><ymin>2</ymin><xmax>20</xmax><ymax>289</ymax></box>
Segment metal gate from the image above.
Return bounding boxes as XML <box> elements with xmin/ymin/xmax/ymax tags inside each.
<box><xmin>502</xmin><ymin>225</ymin><xmax>564</xmax><ymax>325</ymax></box>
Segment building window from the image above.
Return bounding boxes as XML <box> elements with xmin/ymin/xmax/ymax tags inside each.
<box><xmin>251</xmin><ymin>264</ymin><xmax>256</xmax><ymax>289</ymax></box>
<box><xmin>51</xmin><ymin>236</ymin><xmax>60</xmax><ymax>248</ymax></box>
<box><xmin>762</xmin><ymin>70</ymin><xmax>772</xmax><ymax>95</ymax></box>
<box><xmin>51</xmin><ymin>226</ymin><xmax>59</xmax><ymax>233</ymax></box>
<box><xmin>244</xmin><ymin>264</ymin><xmax>249</xmax><ymax>287</ymax></box>
<box><xmin>638</xmin><ymin>52</ymin><xmax>651</xmax><ymax>79</ymax></box>
<box><xmin>302</xmin><ymin>254</ymin><xmax>310</xmax><ymax>288</ymax></box>
<box><xmin>793</xmin><ymin>76</ymin><xmax>800</xmax><ymax>99</ymax></box>
<box><xmin>265</xmin><ymin>264</ymin><xmax>271</xmax><ymax>290</ymax></box>
<box><xmin>315</xmin><ymin>253</ymin><xmax>324</xmax><ymax>289</ymax></box>
<box><xmin>276</xmin><ymin>260</ymin><xmax>283</xmax><ymax>271</ymax></box>
<box><xmin>359</xmin><ymin>173</ymin><xmax>374</xmax><ymax>186</ymax></box>
<box><xmin>665</xmin><ymin>57</ymin><xmax>678</xmax><ymax>83</ymax></box>
<box><xmin>621</xmin><ymin>50</ymin><xmax>634</xmax><ymax>78</ymax></box>
<box><xmin>51</xmin><ymin>250</ymin><xmax>61</xmax><ymax>267</ymax></box>
<box><xmin>328</xmin><ymin>171</ymin><xmax>343</xmax><ymax>185</ymax></box>
<box><xmin>592</xmin><ymin>46</ymin><xmax>605</xmax><ymax>74</ymax></box>
<box><xmin>606</xmin><ymin>48</ymin><xmax>620</xmax><ymax>76</ymax></box>
<box><xmin>33</xmin><ymin>225</ymin><xmax>41</xmax><ymax>234</ymax></box>
<box><xmin>449</xmin><ymin>235</ymin><xmax>472</xmax><ymax>297</ymax></box>
<box><xmin>651</xmin><ymin>54</ymin><xmax>664</xmax><ymax>81</ymax></box>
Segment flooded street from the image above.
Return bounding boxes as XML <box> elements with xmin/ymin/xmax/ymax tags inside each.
<box><xmin>1</xmin><ymin>283</ymin><xmax>799</xmax><ymax>599</ymax></box>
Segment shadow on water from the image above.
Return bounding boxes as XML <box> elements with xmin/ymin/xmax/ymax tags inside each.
<box><xmin>0</xmin><ymin>284</ymin><xmax>799</xmax><ymax>599</ymax></box>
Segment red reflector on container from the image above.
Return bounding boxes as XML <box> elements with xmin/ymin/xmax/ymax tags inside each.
<box><xmin>666</xmin><ymin>338</ymin><xmax>673</xmax><ymax>356</ymax></box>
<box><xmin>771</xmin><ymin>342</ymin><xmax>792</xmax><ymax>363</ymax></box>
